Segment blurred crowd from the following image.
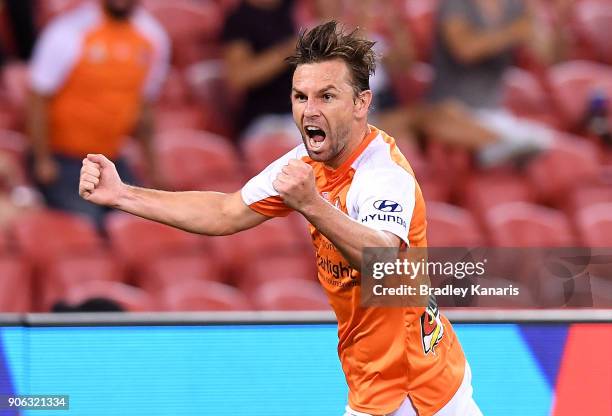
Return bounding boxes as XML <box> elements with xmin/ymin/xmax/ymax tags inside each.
<box><xmin>0</xmin><ymin>0</ymin><xmax>610</xmax><ymax>312</ymax></box>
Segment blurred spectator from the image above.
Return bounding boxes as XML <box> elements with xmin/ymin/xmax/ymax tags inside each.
<box><xmin>52</xmin><ymin>297</ymin><xmax>124</xmax><ymax>312</ymax></box>
<box><xmin>424</xmin><ymin>0</ymin><xmax>555</xmax><ymax>166</ymax></box>
<box><xmin>0</xmin><ymin>0</ymin><xmax>37</xmax><ymax>61</ymax></box>
<box><xmin>221</xmin><ymin>0</ymin><xmax>298</xmax><ymax>141</ymax></box>
<box><xmin>27</xmin><ymin>0</ymin><xmax>170</xmax><ymax>227</ymax></box>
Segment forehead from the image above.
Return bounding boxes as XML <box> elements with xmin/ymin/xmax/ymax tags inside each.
<box><xmin>292</xmin><ymin>59</ymin><xmax>352</xmax><ymax>92</ymax></box>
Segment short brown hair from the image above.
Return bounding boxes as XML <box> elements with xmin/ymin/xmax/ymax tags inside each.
<box><xmin>286</xmin><ymin>21</ymin><xmax>377</xmax><ymax>97</ymax></box>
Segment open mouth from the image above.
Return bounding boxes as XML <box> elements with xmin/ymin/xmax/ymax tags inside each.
<box><xmin>305</xmin><ymin>125</ymin><xmax>327</xmax><ymax>151</ymax></box>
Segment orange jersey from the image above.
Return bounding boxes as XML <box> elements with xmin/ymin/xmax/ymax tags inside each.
<box><xmin>242</xmin><ymin>126</ymin><xmax>466</xmax><ymax>415</ymax></box>
<box><xmin>29</xmin><ymin>2</ymin><xmax>169</xmax><ymax>159</ymax></box>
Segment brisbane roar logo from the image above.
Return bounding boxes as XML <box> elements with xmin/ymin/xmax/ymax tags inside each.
<box><xmin>420</xmin><ymin>299</ymin><xmax>444</xmax><ymax>355</ymax></box>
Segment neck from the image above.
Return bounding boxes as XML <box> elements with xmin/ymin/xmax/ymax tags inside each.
<box><xmin>325</xmin><ymin>124</ymin><xmax>371</xmax><ymax>169</ymax></box>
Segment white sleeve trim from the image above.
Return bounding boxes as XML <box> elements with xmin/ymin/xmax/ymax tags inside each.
<box><xmin>347</xmin><ymin>168</ymin><xmax>416</xmax><ymax>246</ymax></box>
<box><xmin>241</xmin><ymin>145</ymin><xmax>307</xmax><ymax>205</ymax></box>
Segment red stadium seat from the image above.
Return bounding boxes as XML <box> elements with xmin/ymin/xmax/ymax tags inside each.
<box><xmin>41</xmin><ymin>253</ymin><xmax>125</xmax><ymax>311</ymax></box>
<box><xmin>243</xmin><ymin>133</ymin><xmax>300</xmax><ymax>175</ymax></box>
<box><xmin>252</xmin><ymin>278</ymin><xmax>330</xmax><ymax>311</ymax></box>
<box><xmin>527</xmin><ymin>136</ymin><xmax>601</xmax><ymax>205</ymax></box>
<box><xmin>486</xmin><ymin>202</ymin><xmax>576</xmax><ymax>247</ymax></box>
<box><xmin>572</xmin><ymin>1</ymin><xmax>612</xmax><ymax>65</ymax></box>
<box><xmin>547</xmin><ymin>60</ymin><xmax>612</xmax><ymax>129</ymax></box>
<box><xmin>426</xmin><ymin>202</ymin><xmax>486</xmax><ymax>247</ymax></box>
<box><xmin>105</xmin><ymin>212</ymin><xmax>207</xmax><ymax>274</ymax></box>
<box><xmin>502</xmin><ymin>67</ymin><xmax>559</xmax><ymax>128</ymax></box>
<box><xmin>461</xmin><ymin>172</ymin><xmax>534</xmax><ymax>221</ymax></box>
<box><xmin>142</xmin><ymin>0</ymin><xmax>223</xmax><ymax>66</ymax></box>
<box><xmin>403</xmin><ymin>0</ymin><xmax>438</xmax><ymax>62</ymax></box>
<box><xmin>140</xmin><ymin>252</ymin><xmax>224</xmax><ymax>293</ymax></box>
<box><xmin>155</xmin><ymin>129</ymin><xmax>244</xmax><ymax>190</ymax></box>
<box><xmin>575</xmin><ymin>203</ymin><xmax>612</xmax><ymax>247</ymax></box>
<box><xmin>160</xmin><ymin>280</ymin><xmax>251</xmax><ymax>311</ymax></box>
<box><xmin>62</xmin><ymin>280</ymin><xmax>156</xmax><ymax>312</ymax></box>
<box><xmin>566</xmin><ymin>185</ymin><xmax>612</xmax><ymax>214</ymax></box>
<box><xmin>391</xmin><ymin>62</ymin><xmax>434</xmax><ymax>105</ymax></box>
<box><xmin>0</xmin><ymin>257</ymin><xmax>31</xmax><ymax>312</ymax></box>
<box><xmin>238</xmin><ymin>253</ymin><xmax>317</xmax><ymax>292</ymax></box>
<box><xmin>12</xmin><ymin>210</ymin><xmax>104</xmax><ymax>264</ymax></box>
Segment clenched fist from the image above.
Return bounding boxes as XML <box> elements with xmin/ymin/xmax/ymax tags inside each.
<box><xmin>272</xmin><ymin>159</ymin><xmax>320</xmax><ymax>212</ymax></box>
<box><xmin>79</xmin><ymin>154</ymin><xmax>124</xmax><ymax>206</ymax></box>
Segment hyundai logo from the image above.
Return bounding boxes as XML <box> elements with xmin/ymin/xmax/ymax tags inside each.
<box><xmin>373</xmin><ymin>200</ymin><xmax>402</xmax><ymax>213</ymax></box>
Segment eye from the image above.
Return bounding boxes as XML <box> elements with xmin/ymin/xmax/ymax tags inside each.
<box><xmin>323</xmin><ymin>93</ymin><xmax>334</xmax><ymax>102</ymax></box>
<box><xmin>294</xmin><ymin>93</ymin><xmax>307</xmax><ymax>102</ymax></box>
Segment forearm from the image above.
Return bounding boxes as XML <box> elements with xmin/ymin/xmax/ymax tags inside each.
<box><xmin>300</xmin><ymin>197</ymin><xmax>399</xmax><ymax>271</ymax></box>
<box><xmin>133</xmin><ymin>103</ymin><xmax>157</xmax><ymax>177</ymax></box>
<box><xmin>114</xmin><ymin>185</ymin><xmax>238</xmax><ymax>236</ymax></box>
<box><xmin>27</xmin><ymin>93</ymin><xmax>51</xmax><ymax>160</ymax></box>
<box><xmin>226</xmin><ymin>40</ymin><xmax>294</xmax><ymax>91</ymax></box>
<box><xmin>446</xmin><ymin>19</ymin><xmax>527</xmax><ymax>64</ymax></box>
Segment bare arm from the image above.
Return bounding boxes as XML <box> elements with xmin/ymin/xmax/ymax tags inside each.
<box><xmin>224</xmin><ymin>38</ymin><xmax>296</xmax><ymax>92</ymax></box>
<box><xmin>301</xmin><ymin>195</ymin><xmax>400</xmax><ymax>270</ymax></box>
<box><xmin>27</xmin><ymin>92</ymin><xmax>58</xmax><ymax>183</ymax></box>
<box><xmin>273</xmin><ymin>160</ymin><xmax>400</xmax><ymax>271</ymax></box>
<box><xmin>132</xmin><ymin>101</ymin><xmax>160</xmax><ymax>186</ymax></box>
<box><xmin>442</xmin><ymin>15</ymin><xmax>531</xmax><ymax>64</ymax></box>
<box><xmin>79</xmin><ymin>154</ymin><xmax>268</xmax><ymax>235</ymax></box>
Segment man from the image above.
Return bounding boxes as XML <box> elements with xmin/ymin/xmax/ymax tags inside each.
<box><xmin>29</xmin><ymin>0</ymin><xmax>169</xmax><ymax>226</ymax></box>
<box><xmin>222</xmin><ymin>0</ymin><xmax>297</xmax><ymax>141</ymax></box>
<box><xmin>424</xmin><ymin>0</ymin><xmax>553</xmax><ymax>166</ymax></box>
<box><xmin>79</xmin><ymin>21</ymin><xmax>481</xmax><ymax>416</ymax></box>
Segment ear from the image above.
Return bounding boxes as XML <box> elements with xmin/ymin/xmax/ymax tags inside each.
<box><xmin>354</xmin><ymin>90</ymin><xmax>373</xmax><ymax>119</ymax></box>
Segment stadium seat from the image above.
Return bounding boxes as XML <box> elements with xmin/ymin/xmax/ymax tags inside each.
<box><xmin>566</xmin><ymin>185</ymin><xmax>612</xmax><ymax>214</ymax></box>
<box><xmin>461</xmin><ymin>172</ymin><xmax>534</xmax><ymax>220</ymax></box>
<box><xmin>243</xmin><ymin>133</ymin><xmax>300</xmax><ymax>175</ymax></box>
<box><xmin>105</xmin><ymin>211</ymin><xmax>207</xmax><ymax>274</ymax></box>
<box><xmin>154</xmin><ymin>129</ymin><xmax>244</xmax><ymax>190</ymax></box>
<box><xmin>391</xmin><ymin>62</ymin><xmax>434</xmax><ymax>105</ymax></box>
<box><xmin>572</xmin><ymin>1</ymin><xmax>612</xmax><ymax>65</ymax></box>
<box><xmin>526</xmin><ymin>136</ymin><xmax>601</xmax><ymax>205</ymax></box>
<box><xmin>12</xmin><ymin>210</ymin><xmax>104</xmax><ymax>265</ymax></box>
<box><xmin>142</xmin><ymin>0</ymin><xmax>223</xmax><ymax>67</ymax></box>
<box><xmin>252</xmin><ymin>278</ymin><xmax>330</xmax><ymax>311</ymax></box>
<box><xmin>160</xmin><ymin>280</ymin><xmax>252</xmax><ymax>311</ymax></box>
<box><xmin>0</xmin><ymin>257</ymin><xmax>31</xmax><ymax>312</ymax></box>
<box><xmin>575</xmin><ymin>203</ymin><xmax>612</xmax><ymax>247</ymax></box>
<box><xmin>547</xmin><ymin>60</ymin><xmax>612</xmax><ymax>130</ymax></box>
<box><xmin>403</xmin><ymin>0</ymin><xmax>438</xmax><ymax>62</ymax></box>
<box><xmin>426</xmin><ymin>202</ymin><xmax>486</xmax><ymax>247</ymax></box>
<box><xmin>237</xmin><ymin>253</ymin><xmax>317</xmax><ymax>292</ymax></box>
<box><xmin>139</xmin><ymin>252</ymin><xmax>224</xmax><ymax>293</ymax></box>
<box><xmin>502</xmin><ymin>67</ymin><xmax>559</xmax><ymax>128</ymax></box>
<box><xmin>61</xmin><ymin>280</ymin><xmax>156</xmax><ymax>312</ymax></box>
<box><xmin>486</xmin><ymin>202</ymin><xmax>576</xmax><ymax>247</ymax></box>
<box><xmin>41</xmin><ymin>253</ymin><xmax>125</xmax><ymax>311</ymax></box>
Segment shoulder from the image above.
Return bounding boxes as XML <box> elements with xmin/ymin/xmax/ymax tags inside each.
<box><xmin>42</xmin><ymin>2</ymin><xmax>100</xmax><ymax>40</ymax></box>
<box><xmin>132</xmin><ymin>7</ymin><xmax>170</xmax><ymax>49</ymax></box>
<box><xmin>351</xmin><ymin>129</ymin><xmax>415</xmax><ymax>182</ymax></box>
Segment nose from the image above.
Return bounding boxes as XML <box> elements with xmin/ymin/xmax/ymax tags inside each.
<box><xmin>304</xmin><ymin>97</ymin><xmax>321</xmax><ymax>118</ymax></box>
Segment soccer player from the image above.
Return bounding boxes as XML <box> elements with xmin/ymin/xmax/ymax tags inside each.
<box><xmin>79</xmin><ymin>21</ymin><xmax>481</xmax><ymax>416</ymax></box>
